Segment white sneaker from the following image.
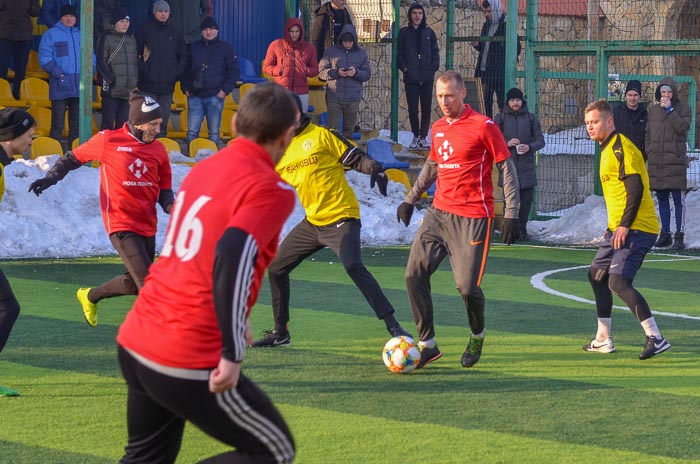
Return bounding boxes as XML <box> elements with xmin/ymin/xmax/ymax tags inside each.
<box><xmin>583</xmin><ymin>337</ymin><xmax>615</xmax><ymax>353</ymax></box>
<box><xmin>409</xmin><ymin>136</ymin><xmax>419</xmax><ymax>149</ymax></box>
<box><xmin>419</xmin><ymin>137</ymin><xmax>431</xmax><ymax>149</ymax></box>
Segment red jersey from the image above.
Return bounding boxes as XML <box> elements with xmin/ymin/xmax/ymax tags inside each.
<box><xmin>72</xmin><ymin>125</ymin><xmax>172</xmax><ymax>236</ymax></box>
<box><xmin>429</xmin><ymin>104</ymin><xmax>511</xmax><ymax>218</ymax></box>
<box><xmin>117</xmin><ymin>138</ymin><xmax>295</xmax><ymax>369</ymax></box>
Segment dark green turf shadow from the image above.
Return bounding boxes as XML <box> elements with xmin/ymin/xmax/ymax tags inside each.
<box><xmin>0</xmin><ymin>440</ymin><xmax>114</xmax><ymax>463</ymax></box>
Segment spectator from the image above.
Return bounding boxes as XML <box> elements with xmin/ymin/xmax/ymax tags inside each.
<box><xmin>0</xmin><ymin>108</ymin><xmax>36</xmax><ymax>397</ymax></box>
<box><xmin>264</xmin><ymin>18</ymin><xmax>319</xmax><ymax>113</ymax></box>
<box><xmin>494</xmin><ymin>87</ymin><xmax>545</xmax><ymax>240</ymax></box>
<box><xmin>613</xmin><ymin>79</ymin><xmax>647</xmax><ymax>159</ymax></box>
<box><xmin>39</xmin><ymin>5</ymin><xmax>89</xmax><ymax>146</ymax></box>
<box><xmin>96</xmin><ymin>6</ymin><xmax>139</xmax><ymax>130</ymax></box>
<box><xmin>396</xmin><ymin>70</ymin><xmax>520</xmax><ymax>369</ymax></box>
<box><xmin>472</xmin><ymin>0</ymin><xmax>520</xmax><ymax>118</ymax></box>
<box><xmin>28</xmin><ymin>91</ymin><xmax>174</xmax><ymax>328</ymax></box>
<box><xmin>182</xmin><ymin>17</ymin><xmax>239</xmax><ymax>146</ymax></box>
<box><xmin>318</xmin><ymin>24</ymin><xmax>370</xmax><ymax>139</ymax></box>
<box><xmin>94</xmin><ymin>0</ymin><xmax>121</xmax><ymax>43</ymax></box>
<box><xmin>38</xmin><ymin>0</ymin><xmax>79</xmax><ymax>28</ymax></box>
<box><xmin>398</xmin><ymin>2</ymin><xmax>439</xmax><ymax>149</ymax></box>
<box><xmin>135</xmin><ymin>0</ymin><xmax>188</xmax><ymax>137</ymax></box>
<box><xmin>251</xmin><ymin>94</ymin><xmax>410</xmax><ymax>348</ymax></box>
<box><xmin>0</xmin><ymin>0</ymin><xmax>41</xmax><ymax>100</ymax></box>
<box><xmin>582</xmin><ymin>98</ymin><xmax>670</xmax><ymax>360</ymax></box>
<box><xmin>168</xmin><ymin>0</ymin><xmax>211</xmax><ymax>45</ymax></box>
<box><xmin>115</xmin><ymin>83</ymin><xmax>297</xmax><ymax>464</ymax></box>
<box><xmin>120</xmin><ymin>0</ymin><xmax>154</xmax><ymax>35</ymax></box>
<box><xmin>311</xmin><ymin>0</ymin><xmax>352</xmax><ymax>63</ymax></box>
<box><xmin>645</xmin><ymin>77</ymin><xmax>691</xmax><ymax>250</ymax></box>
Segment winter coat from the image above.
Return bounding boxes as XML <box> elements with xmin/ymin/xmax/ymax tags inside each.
<box><xmin>97</xmin><ymin>28</ymin><xmax>138</xmax><ymax>100</ymax></box>
<box><xmin>397</xmin><ymin>5</ymin><xmax>439</xmax><ymax>84</ymax></box>
<box><xmin>264</xmin><ymin>18</ymin><xmax>319</xmax><ymax>95</ymax></box>
<box><xmin>0</xmin><ymin>0</ymin><xmax>41</xmax><ymax>41</ymax></box>
<box><xmin>310</xmin><ymin>1</ymin><xmax>352</xmax><ymax>64</ymax></box>
<box><xmin>39</xmin><ymin>22</ymin><xmax>84</xmax><ymax>100</ymax></box>
<box><xmin>494</xmin><ymin>101</ymin><xmax>545</xmax><ymax>189</ymax></box>
<box><xmin>182</xmin><ymin>37</ymin><xmax>240</xmax><ymax>98</ymax></box>
<box><xmin>473</xmin><ymin>15</ymin><xmax>520</xmax><ymax>78</ymax></box>
<box><xmin>37</xmin><ymin>0</ymin><xmax>77</xmax><ymax>27</ymax></box>
<box><xmin>645</xmin><ymin>77</ymin><xmax>691</xmax><ymax>191</ymax></box>
<box><xmin>168</xmin><ymin>0</ymin><xmax>211</xmax><ymax>45</ymax></box>
<box><xmin>317</xmin><ymin>24</ymin><xmax>370</xmax><ymax>103</ymax></box>
<box><xmin>613</xmin><ymin>103</ymin><xmax>647</xmax><ymax>159</ymax></box>
<box><xmin>135</xmin><ymin>18</ymin><xmax>188</xmax><ymax>94</ymax></box>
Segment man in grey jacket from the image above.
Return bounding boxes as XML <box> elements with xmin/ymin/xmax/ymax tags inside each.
<box><xmin>318</xmin><ymin>24</ymin><xmax>370</xmax><ymax>139</ymax></box>
<box><xmin>644</xmin><ymin>77</ymin><xmax>691</xmax><ymax>250</ymax></box>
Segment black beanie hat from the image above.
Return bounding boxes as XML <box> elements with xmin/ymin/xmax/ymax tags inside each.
<box><xmin>60</xmin><ymin>4</ymin><xmax>78</xmax><ymax>17</ymax></box>
<box><xmin>128</xmin><ymin>91</ymin><xmax>163</xmax><ymax>126</ymax></box>
<box><xmin>200</xmin><ymin>17</ymin><xmax>218</xmax><ymax>30</ymax></box>
<box><xmin>506</xmin><ymin>87</ymin><xmax>524</xmax><ymax>101</ymax></box>
<box><xmin>112</xmin><ymin>6</ymin><xmax>130</xmax><ymax>25</ymax></box>
<box><xmin>0</xmin><ymin>108</ymin><xmax>36</xmax><ymax>142</ymax></box>
<box><xmin>625</xmin><ymin>79</ymin><xmax>642</xmax><ymax>96</ymax></box>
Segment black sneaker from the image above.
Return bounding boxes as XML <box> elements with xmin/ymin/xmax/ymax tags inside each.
<box><xmin>387</xmin><ymin>324</ymin><xmax>412</xmax><ymax>338</ymax></box>
<box><xmin>639</xmin><ymin>335</ymin><xmax>671</xmax><ymax>360</ymax></box>
<box><xmin>654</xmin><ymin>231</ymin><xmax>672</xmax><ymax>248</ymax></box>
<box><xmin>250</xmin><ymin>329</ymin><xmax>291</xmax><ymax>347</ymax></box>
<box><xmin>461</xmin><ymin>335</ymin><xmax>484</xmax><ymax>368</ymax></box>
<box><xmin>416</xmin><ymin>345</ymin><xmax>442</xmax><ymax>369</ymax></box>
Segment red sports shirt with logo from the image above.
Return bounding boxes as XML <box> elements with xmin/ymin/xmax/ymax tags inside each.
<box><xmin>71</xmin><ymin>125</ymin><xmax>172</xmax><ymax>236</ymax></box>
<box><xmin>117</xmin><ymin>138</ymin><xmax>296</xmax><ymax>369</ymax></box>
<box><xmin>429</xmin><ymin>104</ymin><xmax>511</xmax><ymax>218</ymax></box>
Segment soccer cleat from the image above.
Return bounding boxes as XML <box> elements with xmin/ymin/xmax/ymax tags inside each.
<box><xmin>250</xmin><ymin>329</ymin><xmax>291</xmax><ymax>348</ymax></box>
<box><xmin>77</xmin><ymin>287</ymin><xmax>98</xmax><ymax>327</ymax></box>
<box><xmin>583</xmin><ymin>337</ymin><xmax>615</xmax><ymax>353</ymax></box>
<box><xmin>0</xmin><ymin>385</ymin><xmax>20</xmax><ymax>397</ymax></box>
<box><xmin>639</xmin><ymin>335</ymin><xmax>671</xmax><ymax>360</ymax></box>
<box><xmin>387</xmin><ymin>324</ymin><xmax>412</xmax><ymax>338</ymax></box>
<box><xmin>461</xmin><ymin>334</ymin><xmax>485</xmax><ymax>368</ymax></box>
<box><xmin>416</xmin><ymin>344</ymin><xmax>442</xmax><ymax>369</ymax></box>
<box><xmin>418</xmin><ymin>137</ymin><xmax>431</xmax><ymax>149</ymax></box>
<box><xmin>409</xmin><ymin>136</ymin><xmax>419</xmax><ymax>149</ymax></box>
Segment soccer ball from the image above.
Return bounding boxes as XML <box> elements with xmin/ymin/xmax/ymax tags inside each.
<box><xmin>382</xmin><ymin>336</ymin><xmax>420</xmax><ymax>374</ymax></box>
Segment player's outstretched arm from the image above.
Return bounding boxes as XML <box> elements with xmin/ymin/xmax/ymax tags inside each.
<box><xmin>28</xmin><ymin>152</ymin><xmax>82</xmax><ymax>196</ymax></box>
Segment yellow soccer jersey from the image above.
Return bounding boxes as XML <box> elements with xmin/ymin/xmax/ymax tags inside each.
<box><xmin>599</xmin><ymin>133</ymin><xmax>659</xmax><ymax>234</ymax></box>
<box><xmin>277</xmin><ymin>123</ymin><xmax>360</xmax><ymax>226</ymax></box>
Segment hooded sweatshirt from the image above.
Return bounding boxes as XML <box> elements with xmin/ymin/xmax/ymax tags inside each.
<box><xmin>264</xmin><ymin>18</ymin><xmax>319</xmax><ymax>95</ymax></box>
<box><xmin>397</xmin><ymin>3</ymin><xmax>440</xmax><ymax>84</ymax></box>
<box><xmin>317</xmin><ymin>24</ymin><xmax>371</xmax><ymax>102</ymax></box>
<box><xmin>644</xmin><ymin>77</ymin><xmax>691</xmax><ymax>191</ymax></box>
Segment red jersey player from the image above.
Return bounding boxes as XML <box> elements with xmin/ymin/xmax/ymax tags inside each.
<box><xmin>116</xmin><ymin>83</ymin><xmax>299</xmax><ymax>463</ymax></box>
<box><xmin>397</xmin><ymin>70</ymin><xmax>520</xmax><ymax>369</ymax></box>
<box><xmin>28</xmin><ymin>91</ymin><xmax>174</xmax><ymax>327</ymax></box>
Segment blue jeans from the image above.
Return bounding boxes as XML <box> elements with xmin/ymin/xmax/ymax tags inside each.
<box><xmin>187</xmin><ymin>95</ymin><xmax>224</xmax><ymax>144</ymax></box>
<box><xmin>655</xmin><ymin>189</ymin><xmax>685</xmax><ymax>233</ymax></box>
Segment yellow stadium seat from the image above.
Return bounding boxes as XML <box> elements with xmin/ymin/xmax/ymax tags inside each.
<box><xmin>172</xmin><ymin>82</ymin><xmax>187</xmax><ymax>111</ymax></box>
<box><xmin>157</xmin><ymin>137</ymin><xmax>182</xmax><ymax>155</ymax></box>
<box><xmin>239</xmin><ymin>83</ymin><xmax>255</xmax><ymax>104</ymax></box>
<box><xmin>26</xmin><ymin>50</ymin><xmax>49</xmax><ymax>80</ymax></box>
<box><xmin>20</xmin><ymin>77</ymin><xmax>51</xmax><ymax>108</ymax></box>
<box><xmin>188</xmin><ymin>137</ymin><xmax>217</xmax><ymax>158</ymax></box>
<box><xmin>308</xmin><ymin>75</ymin><xmax>325</xmax><ymax>88</ymax></box>
<box><xmin>93</xmin><ymin>86</ymin><xmax>102</xmax><ymax>110</ymax></box>
<box><xmin>384</xmin><ymin>168</ymin><xmax>426</xmax><ymax>198</ymax></box>
<box><xmin>0</xmin><ymin>78</ymin><xmax>27</xmax><ymax>107</ymax></box>
<box><xmin>220</xmin><ymin>108</ymin><xmax>235</xmax><ymax>140</ymax></box>
<box><xmin>261</xmin><ymin>59</ymin><xmax>274</xmax><ymax>80</ymax></box>
<box><xmin>26</xmin><ymin>105</ymin><xmax>52</xmax><ymax>137</ymax></box>
<box><xmin>72</xmin><ymin>138</ymin><xmax>80</xmax><ymax>150</ymax></box>
<box><xmin>223</xmin><ymin>92</ymin><xmax>238</xmax><ymax>112</ymax></box>
<box><xmin>30</xmin><ymin>136</ymin><xmax>64</xmax><ymax>159</ymax></box>
<box><xmin>166</xmin><ymin>116</ymin><xmax>186</xmax><ymax>139</ymax></box>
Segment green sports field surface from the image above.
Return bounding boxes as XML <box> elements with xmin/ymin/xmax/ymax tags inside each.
<box><xmin>1</xmin><ymin>245</ymin><xmax>699</xmax><ymax>463</ymax></box>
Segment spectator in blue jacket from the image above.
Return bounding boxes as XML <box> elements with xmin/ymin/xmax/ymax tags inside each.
<box><xmin>39</xmin><ymin>5</ymin><xmax>91</xmax><ymax>145</ymax></box>
<box><xmin>182</xmin><ymin>17</ymin><xmax>240</xmax><ymax>146</ymax></box>
<box><xmin>38</xmin><ymin>0</ymin><xmax>80</xmax><ymax>27</ymax></box>
<box><xmin>318</xmin><ymin>24</ymin><xmax>371</xmax><ymax>139</ymax></box>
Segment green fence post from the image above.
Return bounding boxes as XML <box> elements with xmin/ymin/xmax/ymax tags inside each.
<box><xmin>391</xmin><ymin>0</ymin><xmax>401</xmax><ymax>142</ymax></box>
<box><xmin>504</xmin><ymin>0</ymin><xmax>518</xmax><ymax>92</ymax></box>
<box><xmin>445</xmin><ymin>0</ymin><xmax>454</xmax><ymax>70</ymax></box>
<box><xmin>79</xmin><ymin>0</ymin><xmax>94</xmax><ymax>144</ymax></box>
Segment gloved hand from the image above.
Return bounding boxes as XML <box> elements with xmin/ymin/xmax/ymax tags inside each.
<box><xmin>500</xmin><ymin>217</ymin><xmax>520</xmax><ymax>245</ymax></box>
<box><xmin>370</xmin><ymin>164</ymin><xmax>388</xmax><ymax>196</ymax></box>
<box><xmin>28</xmin><ymin>178</ymin><xmax>55</xmax><ymax>196</ymax></box>
<box><xmin>396</xmin><ymin>202</ymin><xmax>414</xmax><ymax>227</ymax></box>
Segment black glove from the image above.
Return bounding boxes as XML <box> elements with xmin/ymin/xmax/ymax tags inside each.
<box><xmin>369</xmin><ymin>164</ymin><xmax>388</xmax><ymax>196</ymax></box>
<box><xmin>28</xmin><ymin>177</ymin><xmax>56</xmax><ymax>196</ymax></box>
<box><xmin>500</xmin><ymin>217</ymin><xmax>520</xmax><ymax>245</ymax></box>
<box><xmin>396</xmin><ymin>202</ymin><xmax>414</xmax><ymax>227</ymax></box>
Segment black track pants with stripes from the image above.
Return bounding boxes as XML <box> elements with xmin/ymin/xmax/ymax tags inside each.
<box><xmin>118</xmin><ymin>347</ymin><xmax>295</xmax><ymax>464</ymax></box>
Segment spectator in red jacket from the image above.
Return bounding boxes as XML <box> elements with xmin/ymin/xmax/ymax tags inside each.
<box><xmin>264</xmin><ymin>18</ymin><xmax>319</xmax><ymax>112</ymax></box>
